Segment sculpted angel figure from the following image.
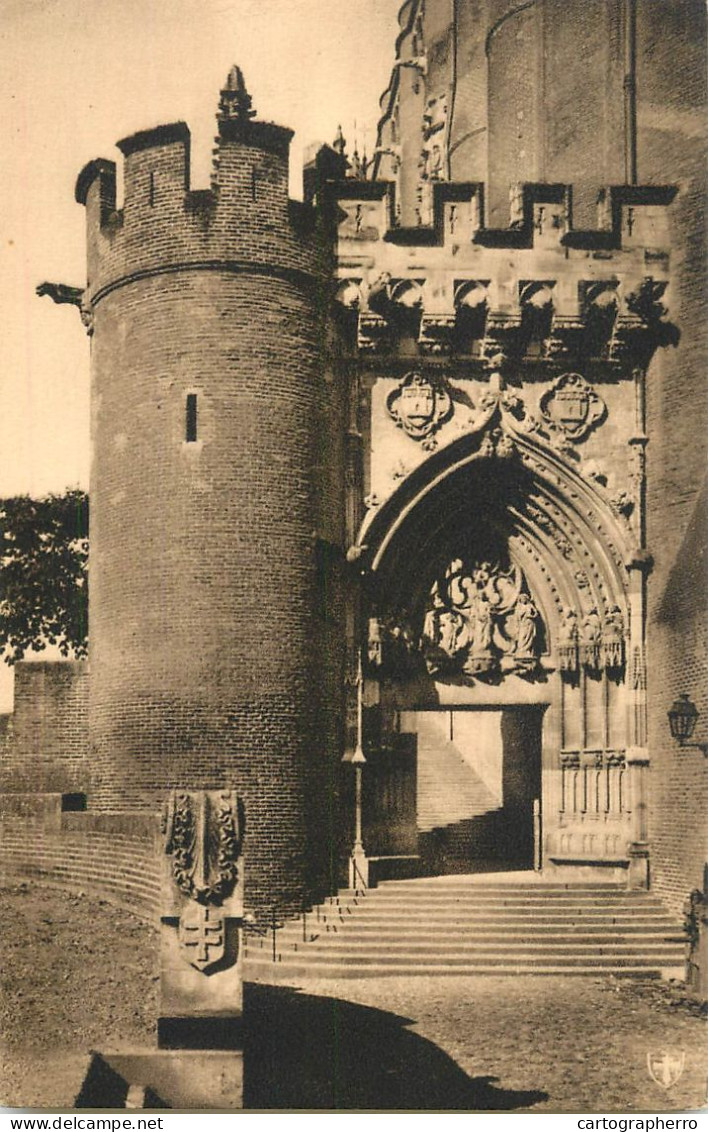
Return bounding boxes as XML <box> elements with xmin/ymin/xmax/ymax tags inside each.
<box><xmin>602</xmin><ymin>604</ymin><xmax>625</xmax><ymax>670</ymax></box>
<box><xmin>582</xmin><ymin>606</ymin><xmax>602</xmax><ymax>670</ymax></box>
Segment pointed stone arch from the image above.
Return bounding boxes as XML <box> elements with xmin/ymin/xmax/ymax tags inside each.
<box><xmin>353</xmin><ymin>386</ymin><xmax>646</xmax><ymax>879</ymax></box>
<box><xmin>358</xmin><ymin>390</ymin><xmax>634</xmax><ymax>658</ymax></box>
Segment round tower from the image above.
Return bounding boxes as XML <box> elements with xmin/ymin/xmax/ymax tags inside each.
<box><xmin>76</xmin><ymin>70</ymin><xmax>341</xmax><ymax>916</ymax></box>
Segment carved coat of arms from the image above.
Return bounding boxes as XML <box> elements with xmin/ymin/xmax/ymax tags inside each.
<box><xmin>540</xmin><ymin>372</ymin><xmax>605</xmax><ymax>442</ymax></box>
<box><xmin>387</xmin><ymin>371</ymin><xmax>453</xmax><ymax>449</ymax></box>
<box><xmin>162</xmin><ymin>789</ymin><xmax>243</xmax><ymax>972</ymax></box>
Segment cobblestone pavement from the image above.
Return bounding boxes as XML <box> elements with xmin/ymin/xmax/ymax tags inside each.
<box><xmin>1</xmin><ymin>884</ymin><xmax>706</xmax><ymax>1112</ymax></box>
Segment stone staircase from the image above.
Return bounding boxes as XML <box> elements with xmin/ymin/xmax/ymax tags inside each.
<box><xmin>415</xmin><ymin>715</ymin><xmax>515</xmax><ymax>873</ymax></box>
<box><xmin>244</xmin><ymin>875</ymin><xmax>687</xmax><ymax>981</ymax></box>
<box><xmin>416</xmin><ymin>714</ymin><xmax>501</xmax><ymax>833</ymax></box>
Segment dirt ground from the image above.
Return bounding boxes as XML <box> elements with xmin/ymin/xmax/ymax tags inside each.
<box><xmin>1</xmin><ymin>882</ymin><xmax>706</xmax><ymax>1112</ymax></box>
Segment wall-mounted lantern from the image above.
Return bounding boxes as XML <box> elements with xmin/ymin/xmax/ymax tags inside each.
<box><xmin>667</xmin><ymin>695</ymin><xmax>708</xmax><ymax>754</ymax></box>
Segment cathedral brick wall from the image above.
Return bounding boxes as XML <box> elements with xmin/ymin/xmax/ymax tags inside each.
<box><xmin>0</xmin><ymin>662</ymin><xmax>89</xmax><ymax>795</ymax></box>
<box><xmin>640</xmin><ymin>0</ymin><xmax>707</xmax><ymax>914</ymax></box>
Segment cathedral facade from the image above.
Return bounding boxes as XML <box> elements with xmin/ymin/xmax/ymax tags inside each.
<box><xmin>1</xmin><ymin>0</ymin><xmax>705</xmax><ymax>924</ymax></box>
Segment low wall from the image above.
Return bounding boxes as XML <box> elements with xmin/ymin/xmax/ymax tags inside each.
<box><xmin>0</xmin><ymin>819</ymin><xmax>160</xmax><ymax>922</ymax></box>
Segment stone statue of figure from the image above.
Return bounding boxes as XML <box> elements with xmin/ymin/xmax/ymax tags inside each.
<box><xmin>582</xmin><ymin>606</ymin><xmax>602</xmax><ymax>670</ymax></box>
<box><xmin>512</xmin><ymin>591</ymin><xmax>539</xmax><ymax>660</ymax></box>
<box><xmin>602</xmin><ymin>604</ymin><xmax>625</xmax><ymax>670</ymax></box>
<box><xmin>558</xmin><ymin>606</ymin><xmax>579</xmax><ymax>673</ymax></box>
<box><xmin>439</xmin><ymin>609</ymin><xmax>465</xmax><ymax>655</ymax></box>
<box><xmin>463</xmin><ymin>589</ymin><xmax>494</xmax><ymax>675</ymax></box>
<box><xmin>471</xmin><ymin>591</ymin><xmax>493</xmax><ymax>655</ymax></box>
<box><xmin>422</xmin><ymin>582</ymin><xmax>444</xmax><ymax>645</ymax></box>
<box><xmin>422</xmin><ymin>577</ymin><xmax>468</xmax><ymax>670</ymax></box>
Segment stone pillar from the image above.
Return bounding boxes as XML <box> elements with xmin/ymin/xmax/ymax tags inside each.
<box><xmin>159</xmin><ymin>789</ymin><xmax>244</xmax><ymax>1051</ymax></box>
<box><xmin>626</xmin><ymin>750</ymin><xmax>650</xmax><ymax>888</ymax></box>
<box><xmin>75</xmin><ymin>788</ymin><xmax>245</xmax><ymax>1109</ymax></box>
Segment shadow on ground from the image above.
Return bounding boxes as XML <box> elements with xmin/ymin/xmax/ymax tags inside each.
<box><xmin>244</xmin><ymin>983</ymin><xmax>549</xmax><ymax>1111</ymax></box>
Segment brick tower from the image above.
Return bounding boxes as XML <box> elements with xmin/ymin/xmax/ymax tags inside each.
<box><xmin>75</xmin><ymin>69</ymin><xmax>344</xmax><ymax>915</ymax></box>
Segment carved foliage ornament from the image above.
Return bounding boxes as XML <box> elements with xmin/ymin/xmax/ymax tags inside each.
<box><xmin>421</xmin><ymin>557</ymin><xmax>544</xmax><ymax>682</ymax></box>
<box><xmin>163</xmin><ymin>789</ymin><xmax>242</xmax><ymax>906</ymax></box>
<box><xmin>540</xmin><ymin>373</ymin><xmax>606</xmax><ymax>442</ymax></box>
<box><xmin>387</xmin><ymin>371</ymin><xmax>453</xmax><ymax>450</ymax></box>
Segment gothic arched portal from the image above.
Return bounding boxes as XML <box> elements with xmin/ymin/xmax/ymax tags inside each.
<box><xmin>353</xmin><ymin>396</ymin><xmax>646</xmax><ymax>878</ymax></box>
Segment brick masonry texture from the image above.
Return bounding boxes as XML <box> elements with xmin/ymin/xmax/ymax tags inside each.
<box><xmin>0</xmin><ymin>662</ymin><xmax>88</xmax><ymax>794</ymax></box>
<box><xmin>0</xmin><ymin>822</ymin><xmax>159</xmax><ymax>920</ymax></box>
<box><xmin>640</xmin><ymin>0</ymin><xmax>707</xmax><ymax>915</ymax></box>
<box><xmin>82</xmin><ymin>118</ymin><xmax>343</xmax><ymax>918</ymax></box>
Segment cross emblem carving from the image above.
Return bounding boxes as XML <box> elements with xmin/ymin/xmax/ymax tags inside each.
<box><xmin>179</xmin><ymin>906</ymin><xmax>225</xmax><ymax>972</ymax></box>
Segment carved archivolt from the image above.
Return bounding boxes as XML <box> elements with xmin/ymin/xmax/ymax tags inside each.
<box><xmin>421</xmin><ymin>556</ymin><xmax>544</xmax><ymax>682</ymax></box>
<box><xmin>387</xmin><ymin>371</ymin><xmax>453</xmax><ymax>449</ymax></box>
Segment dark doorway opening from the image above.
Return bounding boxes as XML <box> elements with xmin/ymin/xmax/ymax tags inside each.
<box><xmin>415</xmin><ymin>706</ymin><xmax>544</xmax><ymax>875</ymax></box>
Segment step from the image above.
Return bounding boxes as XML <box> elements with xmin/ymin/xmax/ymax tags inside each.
<box><xmin>269</xmin><ymin>936</ymin><xmax>683</xmax><ymax>957</ymax></box>
<box><xmin>270</xmin><ymin>928</ymin><xmax>684</xmax><ymax>947</ymax></box>
<box><xmin>268</xmin><ymin>936</ymin><xmax>683</xmax><ymax>956</ymax></box>
<box><xmin>247</xmin><ymin>949</ymin><xmax>683</xmax><ymax>968</ymax></box>
<box><xmin>244</xmin><ymin>875</ymin><xmax>685</xmax><ymax>981</ymax></box>
<box><xmin>307</xmin><ymin>910</ymin><xmax>678</xmax><ymax>926</ymax></box>
<box><xmin>245</xmin><ymin>960</ymin><xmax>683</xmax><ymax>980</ymax></box>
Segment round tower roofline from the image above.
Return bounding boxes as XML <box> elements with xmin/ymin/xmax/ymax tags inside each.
<box><xmin>117</xmin><ymin>121</ymin><xmax>190</xmax><ymax>158</ymax></box>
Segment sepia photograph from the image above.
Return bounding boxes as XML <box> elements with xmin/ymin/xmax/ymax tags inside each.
<box><xmin>0</xmin><ymin>0</ymin><xmax>706</xmax><ymax>1115</ymax></box>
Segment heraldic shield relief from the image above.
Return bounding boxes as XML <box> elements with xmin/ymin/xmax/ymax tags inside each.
<box><xmin>539</xmin><ymin>372</ymin><xmax>606</xmax><ymax>442</ymax></box>
<box><xmin>386</xmin><ymin>370</ymin><xmax>453</xmax><ymax>449</ymax></box>
<box><xmin>162</xmin><ymin>789</ymin><xmax>243</xmax><ymax>972</ymax></box>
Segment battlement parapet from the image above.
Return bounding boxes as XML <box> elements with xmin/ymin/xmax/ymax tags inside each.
<box><xmin>331</xmin><ymin>178</ymin><xmax>678</xmax><ymax>366</ymax></box>
<box><xmin>333</xmin><ymin>179</ymin><xmax>677</xmax><ymax>251</ymax></box>
<box><xmin>77</xmin><ymin>111</ymin><xmax>325</xmax><ymax>310</ymax></box>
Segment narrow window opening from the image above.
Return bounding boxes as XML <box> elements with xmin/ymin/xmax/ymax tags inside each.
<box><xmin>148</xmin><ymin>171</ymin><xmax>156</xmax><ymax>206</ymax></box>
<box><xmin>185</xmin><ymin>393</ymin><xmax>198</xmax><ymax>442</ymax></box>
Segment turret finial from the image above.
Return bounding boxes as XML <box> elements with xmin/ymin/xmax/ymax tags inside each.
<box><xmin>333</xmin><ymin>125</ymin><xmax>347</xmax><ymax>158</ymax></box>
<box><xmin>219</xmin><ymin>66</ymin><xmax>256</xmax><ymax>122</ymax></box>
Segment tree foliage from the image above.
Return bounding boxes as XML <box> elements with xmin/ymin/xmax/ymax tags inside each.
<box><xmin>0</xmin><ymin>490</ymin><xmax>88</xmax><ymax>664</ymax></box>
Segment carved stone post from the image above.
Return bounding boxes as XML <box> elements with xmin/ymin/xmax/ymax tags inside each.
<box><xmin>626</xmin><ymin>751</ymin><xmax>650</xmax><ymax>888</ymax></box>
<box><xmin>160</xmin><ymin>789</ymin><xmax>244</xmax><ymax>1049</ymax></box>
<box><xmin>626</xmin><ymin>554</ymin><xmax>650</xmax><ymax>888</ymax></box>
<box><xmin>75</xmin><ymin>789</ymin><xmax>246</xmax><ymax>1109</ymax></box>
